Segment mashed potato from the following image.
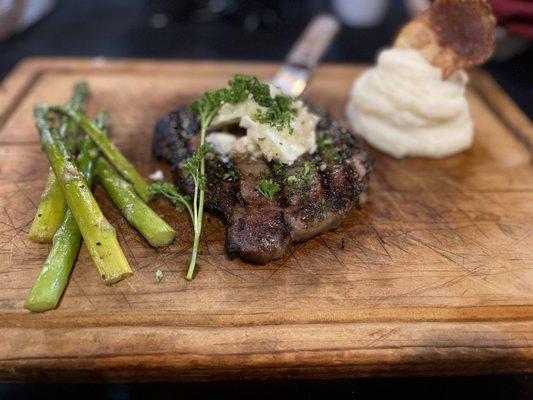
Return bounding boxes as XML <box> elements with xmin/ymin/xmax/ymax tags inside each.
<box><xmin>346</xmin><ymin>48</ymin><xmax>473</xmax><ymax>158</ymax></box>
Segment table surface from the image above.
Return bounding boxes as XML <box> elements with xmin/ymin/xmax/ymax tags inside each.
<box><xmin>0</xmin><ymin>58</ymin><xmax>531</xmax><ymax>381</ymax></box>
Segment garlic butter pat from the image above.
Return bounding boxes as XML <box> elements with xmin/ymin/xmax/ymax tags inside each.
<box><xmin>209</xmin><ymin>85</ymin><xmax>319</xmax><ymax>165</ymax></box>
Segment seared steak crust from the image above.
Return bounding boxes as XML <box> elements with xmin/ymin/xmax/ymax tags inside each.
<box><xmin>152</xmin><ymin>106</ymin><xmax>372</xmax><ymax>264</ymax></box>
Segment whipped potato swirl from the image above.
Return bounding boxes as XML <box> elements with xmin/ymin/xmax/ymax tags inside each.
<box><xmin>346</xmin><ymin>48</ymin><xmax>473</xmax><ymax>158</ymax></box>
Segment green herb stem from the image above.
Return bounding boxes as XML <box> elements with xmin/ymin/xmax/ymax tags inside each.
<box><xmin>148</xmin><ymin>182</ymin><xmax>193</xmax><ymax>218</ymax></box>
<box><xmin>186</xmin><ymin>123</ymin><xmax>209</xmax><ymax>281</ymax></box>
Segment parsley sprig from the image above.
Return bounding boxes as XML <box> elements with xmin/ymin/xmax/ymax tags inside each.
<box><xmin>185</xmin><ymin>99</ymin><xmax>223</xmax><ymax>280</ymax></box>
<box><xmin>184</xmin><ymin>143</ymin><xmax>211</xmax><ymax>191</ymax></box>
<box><xmin>148</xmin><ymin>182</ymin><xmax>193</xmax><ymax>216</ymax></box>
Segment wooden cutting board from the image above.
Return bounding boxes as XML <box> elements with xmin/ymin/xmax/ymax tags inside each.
<box><xmin>0</xmin><ymin>58</ymin><xmax>532</xmax><ymax>381</ymax></box>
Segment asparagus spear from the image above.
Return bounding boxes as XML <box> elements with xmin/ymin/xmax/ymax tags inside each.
<box><xmin>28</xmin><ymin>83</ymin><xmax>89</xmax><ymax>243</ymax></box>
<box><xmin>35</xmin><ymin>105</ymin><xmax>132</xmax><ymax>285</ymax></box>
<box><xmin>25</xmin><ymin>112</ymin><xmax>108</xmax><ymax>312</ymax></box>
<box><xmin>96</xmin><ymin>157</ymin><xmax>176</xmax><ymax>248</ymax></box>
<box><xmin>59</xmin><ymin>82</ymin><xmax>90</xmax><ymax>148</ymax></box>
<box><xmin>49</xmin><ymin>106</ymin><xmax>151</xmax><ymax>202</ymax></box>
<box><xmin>28</xmin><ymin>170</ymin><xmax>67</xmax><ymax>243</ymax></box>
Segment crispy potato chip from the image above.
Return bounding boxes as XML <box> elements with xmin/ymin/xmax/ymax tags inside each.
<box><xmin>394</xmin><ymin>0</ymin><xmax>496</xmax><ymax>78</ymax></box>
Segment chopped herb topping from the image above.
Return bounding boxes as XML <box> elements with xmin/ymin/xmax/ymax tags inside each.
<box><xmin>271</xmin><ymin>162</ymin><xmax>287</xmax><ymax>179</ymax></box>
<box><xmin>223</xmin><ymin>170</ymin><xmax>237</xmax><ymax>181</ymax></box>
<box><xmin>148</xmin><ymin>182</ymin><xmax>192</xmax><ymax>215</ymax></box>
<box><xmin>257</xmin><ymin>179</ymin><xmax>281</xmax><ymax>200</ymax></box>
<box><xmin>285</xmin><ymin>162</ymin><xmax>312</xmax><ymax>189</ymax></box>
<box><xmin>154</xmin><ymin>269</ymin><xmax>163</xmax><ymax>283</ymax></box>
<box><xmin>192</xmin><ymin>74</ymin><xmax>296</xmax><ymax>133</ymax></box>
<box><xmin>300</xmin><ymin>162</ymin><xmax>312</xmax><ymax>183</ymax></box>
<box><xmin>253</xmin><ymin>94</ymin><xmax>296</xmax><ymax>133</ymax></box>
<box><xmin>333</xmin><ymin>150</ymin><xmax>348</xmax><ymax>163</ymax></box>
<box><xmin>317</xmin><ymin>201</ymin><xmax>328</xmax><ymax>221</ymax></box>
<box><xmin>287</xmin><ymin>175</ymin><xmax>298</xmax><ymax>186</ymax></box>
<box><xmin>318</xmin><ymin>134</ymin><xmax>333</xmax><ymax>151</ymax></box>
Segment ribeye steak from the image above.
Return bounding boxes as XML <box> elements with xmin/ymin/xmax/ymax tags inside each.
<box><xmin>152</xmin><ymin>106</ymin><xmax>372</xmax><ymax>264</ymax></box>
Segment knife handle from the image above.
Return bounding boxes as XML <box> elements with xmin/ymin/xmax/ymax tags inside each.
<box><xmin>285</xmin><ymin>14</ymin><xmax>341</xmax><ymax>69</ymax></box>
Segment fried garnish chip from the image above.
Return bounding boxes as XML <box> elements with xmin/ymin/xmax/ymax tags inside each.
<box><xmin>394</xmin><ymin>0</ymin><xmax>496</xmax><ymax>78</ymax></box>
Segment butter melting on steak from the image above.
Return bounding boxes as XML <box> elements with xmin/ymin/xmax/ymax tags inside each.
<box><xmin>152</xmin><ymin>106</ymin><xmax>372</xmax><ymax>264</ymax></box>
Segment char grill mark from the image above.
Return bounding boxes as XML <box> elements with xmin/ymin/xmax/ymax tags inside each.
<box><xmin>152</xmin><ymin>105</ymin><xmax>372</xmax><ymax>264</ymax></box>
<box><xmin>226</xmin><ymin>156</ymin><xmax>293</xmax><ymax>261</ymax></box>
<box><xmin>205</xmin><ymin>156</ymin><xmax>239</xmax><ymax>222</ymax></box>
<box><xmin>281</xmin><ymin>160</ymin><xmax>335</xmax><ymax>243</ymax></box>
<box><xmin>226</xmin><ymin>206</ymin><xmax>291</xmax><ymax>264</ymax></box>
<box><xmin>152</xmin><ymin>108</ymin><xmax>198</xmax><ymax>164</ymax></box>
<box><xmin>233</xmin><ymin>156</ymin><xmax>272</xmax><ymax>207</ymax></box>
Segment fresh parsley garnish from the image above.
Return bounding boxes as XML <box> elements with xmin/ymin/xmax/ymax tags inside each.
<box><xmin>316</xmin><ymin>201</ymin><xmax>328</xmax><ymax>221</ymax></box>
<box><xmin>223</xmin><ymin>170</ymin><xmax>237</xmax><ymax>181</ymax></box>
<box><xmin>285</xmin><ymin>162</ymin><xmax>312</xmax><ymax>188</ymax></box>
<box><xmin>271</xmin><ymin>162</ymin><xmax>287</xmax><ymax>179</ymax></box>
<box><xmin>300</xmin><ymin>162</ymin><xmax>312</xmax><ymax>183</ymax></box>
<box><xmin>257</xmin><ymin>179</ymin><xmax>281</xmax><ymax>200</ymax></box>
<box><xmin>318</xmin><ymin>134</ymin><xmax>333</xmax><ymax>151</ymax></box>
<box><xmin>184</xmin><ymin>143</ymin><xmax>212</xmax><ymax>190</ymax></box>
<box><xmin>287</xmin><ymin>175</ymin><xmax>298</xmax><ymax>186</ymax></box>
<box><xmin>196</xmin><ymin>74</ymin><xmax>296</xmax><ymax>133</ymax></box>
<box><xmin>154</xmin><ymin>269</ymin><xmax>164</xmax><ymax>283</ymax></box>
<box><xmin>148</xmin><ymin>182</ymin><xmax>192</xmax><ymax>216</ymax></box>
<box><xmin>333</xmin><ymin>150</ymin><xmax>348</xmax><ymax>163</ymax></box>
<box><xmin>253</xmin><ymin>94</ymin><xmax>296</xmax><ymax>133</ymax></box>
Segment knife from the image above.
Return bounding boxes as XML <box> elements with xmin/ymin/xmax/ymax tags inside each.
<box><xmin>272</xmin><ymin>13</ymin><xmax>341</xmax><ymax>97</ymax></box>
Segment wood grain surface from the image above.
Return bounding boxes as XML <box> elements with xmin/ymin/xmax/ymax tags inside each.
<box><xmin>0</xmin><ymin>58</ymin><xmax>532</xmax><ymax>381</ymax></box>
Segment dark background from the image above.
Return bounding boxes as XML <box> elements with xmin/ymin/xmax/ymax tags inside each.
<box><xmin>0</xmin><ymin>0</ymin><xmax>531</xmax><ymax>398</ymax></box>
<box><xmin>1</xmin><ymin>375</ymin><xmax>531</xmax><ymax>400</ymax></box>
<box><xmin>0</xmin><ymin>0</ymin><xmax>532</xmax><ymax>116</ymax></box>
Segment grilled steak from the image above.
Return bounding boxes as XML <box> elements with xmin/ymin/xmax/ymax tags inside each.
<box><xmin>152</xmin><ymin>106</ymin><xmax>372</xmax><ymax>264</ymax></box>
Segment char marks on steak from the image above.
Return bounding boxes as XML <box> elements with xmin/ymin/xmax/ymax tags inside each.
<box><xmin>152</xmin><ymin>106</ymin><xmax>372</xmax><ymax>264</ymax></box>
